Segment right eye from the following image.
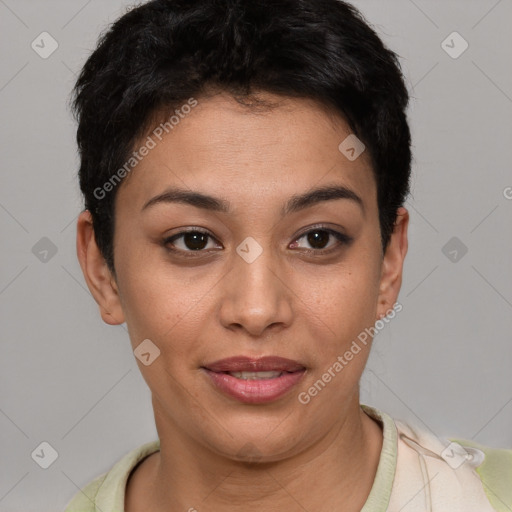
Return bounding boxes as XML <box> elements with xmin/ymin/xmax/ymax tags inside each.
<box><xmin>162</xmin><ymin>228</ymin><xmax>222</xmax><ymax>256</ymax></box>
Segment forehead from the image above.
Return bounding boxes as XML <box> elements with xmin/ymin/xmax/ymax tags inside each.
<box><xmin>116</xmin><ymin>92</ymin><xmax>377</xmax><ymax>215</ymax></box>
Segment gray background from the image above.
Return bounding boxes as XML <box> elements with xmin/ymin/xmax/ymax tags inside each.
<box><xmin>1</xmin><ymin>0</ymin><xmax>511</xmax><ymax>510</ymax></box>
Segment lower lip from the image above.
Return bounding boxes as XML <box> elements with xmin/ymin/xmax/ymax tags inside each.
<box><xmin>202</xmin><ymin>369</ymin><xmax>306</xmax><ymax>404</ymax></box>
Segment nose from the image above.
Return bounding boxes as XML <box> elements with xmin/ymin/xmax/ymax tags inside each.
<box><xmin>218</xmin><ymin>239</ymin><xmax>293</xmax><ymax>338</ymax></box>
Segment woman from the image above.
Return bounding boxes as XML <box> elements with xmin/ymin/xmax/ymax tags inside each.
<box><xmin>65</xmin><ymin>0</ymin><xmax>511</xmax><ymax>510</ymax></box>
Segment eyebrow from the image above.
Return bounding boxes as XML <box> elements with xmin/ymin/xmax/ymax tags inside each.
<box><xmin>141</xmin><ymin>183</ymin><xmax>365</xmax><ymax>217</ymax></box>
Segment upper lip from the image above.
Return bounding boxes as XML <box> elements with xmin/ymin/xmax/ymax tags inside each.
<box><xmin>202</xmin><ymin>356</ymin><xmax>305</xmax><ymax>373</ymax></box>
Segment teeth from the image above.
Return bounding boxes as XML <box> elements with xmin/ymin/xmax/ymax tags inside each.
<box><xmin>228</xmin><ymin>371</ymin><xmax>283</xmax><ymax>380</ymax></box>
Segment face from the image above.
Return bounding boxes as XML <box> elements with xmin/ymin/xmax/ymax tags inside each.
<box><xmin>78</xmin><ymin>91</ymin><xmax>408</xmax><ymax>462</ymax></box>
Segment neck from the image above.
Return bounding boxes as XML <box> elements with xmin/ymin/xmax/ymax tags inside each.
<box><xmin>126</xmin><ymin>397</ymin><xmax>383</xmax><ymax>512</ymax></box>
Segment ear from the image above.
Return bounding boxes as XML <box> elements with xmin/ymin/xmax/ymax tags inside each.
<box><xmin>76</xmin><ymin>210</ymin><xmax>125</xmax><ymax>325</ymax></box>
<box><xmin>376</xmin><ymin>206</ymin><xmax>409</xmax><ymax>321</ymax></box>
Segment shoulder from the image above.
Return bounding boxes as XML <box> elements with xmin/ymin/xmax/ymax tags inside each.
<box><xmin>360</xmin><ymin>403</ymin><xmax>512</xmax><ymax>512</ymax></box>
<box><xmin>62</xmin><ymin>440</ymin><xmax>160</xmax><ymax>512</ymax></box>
<box><xmin>62</xmin><ymin>473</ymin><xmax>108</xmax><ymax>512</ymax></box>
<box><xmin>449</xmin><ymin>437</ymin><xmax>512</xmax><ymax>512</ymax></box>
<box><xmin>393</xmin><ymin>412</ymin><xmax>512</xmax><ymax>512</ymax></box>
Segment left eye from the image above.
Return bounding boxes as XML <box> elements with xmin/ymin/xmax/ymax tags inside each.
<box><xmin>290</xmin><ymin>228</ymin><xmax>351</xmax><ymax>252</ymax></box>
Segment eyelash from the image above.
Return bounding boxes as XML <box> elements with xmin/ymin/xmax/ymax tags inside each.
<box><xmin>162</xmin><ymin>225</ymin><xmax>353</xmax><ymax>258</ymax></box>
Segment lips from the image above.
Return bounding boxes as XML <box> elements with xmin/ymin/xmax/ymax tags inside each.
<box><xmin>204</xmin><ymin>356</ymin><xmax>305</xmax><ymax>373</ymax></box>
<box><xmin>202</xmin><ymin>356</ymin><xmax>306</xmax><ymax>404</ymax></box>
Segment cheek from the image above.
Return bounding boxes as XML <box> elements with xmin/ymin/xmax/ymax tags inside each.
<box><xmin>291</xmin><ymin>261</ymin><xmax>381</xmax><ymax>410</ymax></box>
<box><xmin>115</xmin><ymin>250</ymin><xmax>216</xmax><ymax>351</ymax></box>
<box><xmin>292</xmin><ymin>252</ymin><xmax>381</xmax><ymax>359</ymax></box>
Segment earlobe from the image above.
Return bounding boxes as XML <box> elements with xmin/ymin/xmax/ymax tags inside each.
<box><xmin>376</xmin><ymin>207</ymin><xmax>409</xmax><ymax>320</ymax></box>
<box><xmin>76</xmin><ymin>210</ymin><xmax>125</xmax><ymax>325</ymax></box>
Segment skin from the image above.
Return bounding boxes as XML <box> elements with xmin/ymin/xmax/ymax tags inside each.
<box><xmin>76</xmin><ymin>91</ymin><xmax>409</xmax><ymax>512</ymax></box>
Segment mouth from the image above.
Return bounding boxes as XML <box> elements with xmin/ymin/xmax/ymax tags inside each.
<box><xmin>201</xmin><ymin>356</ymin><xmax>306</xmax><ymax>404</ymax></box>
<box><xmin>221</xmin><ymin>370</ymin><xmax>288</xmax><ymax>380</ymax></box>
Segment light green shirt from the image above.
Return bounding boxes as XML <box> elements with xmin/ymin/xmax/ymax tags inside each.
<box><xmin>63</xmin><ymin>404</ymin><xmax>512</xmax><ymax>512</ymax></box>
